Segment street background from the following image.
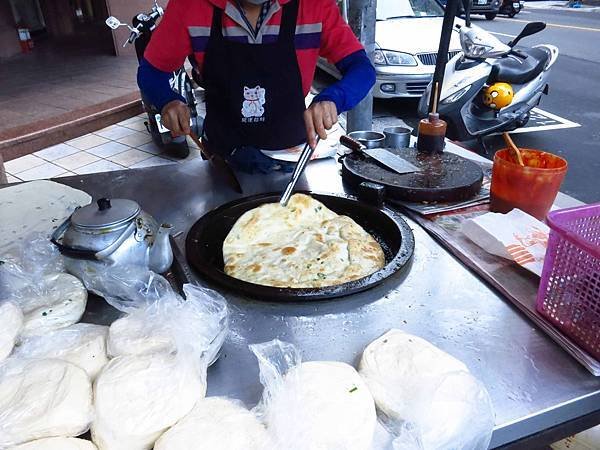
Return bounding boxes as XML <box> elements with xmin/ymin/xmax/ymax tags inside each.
<box><xmin>320</xmin><ymin>4</ymin><xmax>600</xmax><ymax>203</ymax></box>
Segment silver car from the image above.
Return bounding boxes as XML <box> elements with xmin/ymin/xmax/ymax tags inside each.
<box><xmin>318</xmin><ymin>0</ymin><xmax>463</xmax><ymax>98</ymax></box>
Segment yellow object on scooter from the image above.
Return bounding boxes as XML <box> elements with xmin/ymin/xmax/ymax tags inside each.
<box><xmin>482</xmin><ymin>82</ymin><xmax>514</xmax><ymax>109</ymax></box>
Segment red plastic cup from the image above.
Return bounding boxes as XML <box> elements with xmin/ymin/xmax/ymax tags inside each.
<box><xmin>490</xmin><ymin>148</ymin><xmax>568</xmax><ymax>221</ymax></box>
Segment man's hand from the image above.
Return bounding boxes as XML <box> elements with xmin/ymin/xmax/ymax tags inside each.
<box><xmin>304</xmin><ymin>101</ymin><xmax>338</xmax><ymax>149</ymax></box>
<box><xmin>161</xmin><ymin>100</ymin><xmax>191</xmax><ymax>137</ymax></box>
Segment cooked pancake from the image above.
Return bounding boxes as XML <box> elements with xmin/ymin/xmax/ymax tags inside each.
<box><xmin>222</xmin><ymin>194</ymin><xmax>385</xmax><ymax>288</ymax></box>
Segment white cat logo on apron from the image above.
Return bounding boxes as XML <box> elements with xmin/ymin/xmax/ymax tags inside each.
<box><xmin>241</xmin><ymin>85</ymin><xmax>266</xmax><ymax>123</ymax></box>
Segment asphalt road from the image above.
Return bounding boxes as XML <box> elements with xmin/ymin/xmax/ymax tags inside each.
<box><xmin>371</xmin><ymin>7</ymin><xmax>600</xmax><ymax>203</ymax></box>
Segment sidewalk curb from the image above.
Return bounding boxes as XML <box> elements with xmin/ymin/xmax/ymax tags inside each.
<box><xmin>525</xmin><ymin>1</ymin><xmax>600</xmax><ymax>11</ymax></box>
<box><xmin>0</xmin><ymin>93</ymin><xmax>143</xmax><ymax>162</ymax></box>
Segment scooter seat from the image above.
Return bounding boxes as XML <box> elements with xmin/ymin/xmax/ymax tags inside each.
<box><xmin>489</xmin><ymin>48</ymin><xmax>550</xmax><ymax>84</ymax></box>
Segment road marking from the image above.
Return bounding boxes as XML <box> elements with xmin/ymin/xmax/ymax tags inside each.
<box><xmin>509</xmin><ymin>108</ymin><xmax>581</xmax><ymax>134</ymax></box>
<box><xmin>496</xmin><ymin>17</ymin><xmax>600</xmax><ymax>32</ymax></box>
<box><xmin>490</xmin><ymin>31</ymin><xmax>517</xmax><ymax>38</ymax></box>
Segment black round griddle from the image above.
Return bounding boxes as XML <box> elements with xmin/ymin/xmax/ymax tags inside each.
<box><xmin>185</xmin><ymin>192</ymin><xmax>415</xmax><ymax>301</ymax></box>
<box><xmin>342</xmin><ymin>147</ymin><xmax>484</xmax><ymax>203</ymax></box>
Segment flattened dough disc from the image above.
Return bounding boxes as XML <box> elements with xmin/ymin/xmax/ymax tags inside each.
<box><xmin>0</xmin><ymin>180</ymin><xmax>91</xmax><ymax>252</ymax></box>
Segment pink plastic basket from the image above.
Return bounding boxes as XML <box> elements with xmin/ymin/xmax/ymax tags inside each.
<box><xmin>536</xmin><ymin>203</ymin><xmax>600</xmax><ymax>360</ymax></box>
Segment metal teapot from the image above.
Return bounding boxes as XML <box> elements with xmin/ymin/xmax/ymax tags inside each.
<box><xmin>51</xmin><ymin>197</ymin><xmax>173</xmax><ymax>275</ymax></box>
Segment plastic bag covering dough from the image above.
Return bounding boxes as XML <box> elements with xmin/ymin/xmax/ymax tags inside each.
<box><xmin>8</xmin><ymin>437</ymin><xmax>98</xmax><ymax>450</ymax></box>
<box><xmin>16</xmin><ymin>273</ymin><xmax>87</xmax><ymax>339</ymax></box>
<box><xmin>0</xmin><ymin>301</ymin><xmax>23</xmax><ymax>362</ymax></box>
<box><xmin>0</xmin><ymin>359</ymin><xmax>93</xmax><ymax>448</ymax></box>
<box><xmin>251</xmin><ymin>339</ymin><xmax>376</xmax><ymax>450</ymax></box>
<box><xmin>359</xmin><ymin>329</ymin><xmax>494</xmax><ymax>450</ymax></box>
<box><xmin>0</xmin><ymin>234</ymin><xmax>65</xmax><ymax>303</ymax></box>
<box><xmin>0</xmin><ymin>180</ymin><xmax>91</xmax><ymax>253</ymax></box>
<box><xmin>223</xmin><ymin>193</ymin><xmax>385</xmax><ymax>288</ymax></box>
<box><xmin>154</xmin><ymin>397</ymin><xmax>272</xmax><ymax>450</ymax></box>
<box><xmin>108</xmin><ymin>284</ymin><xmax>228</xmax><ymax>364</ymax></box>
<box><xmin>79</xmin><ymin>264</ymin><xmax>175</xmax><ymax>313</ymax></box>
<box><xmin>92</xmin><ymin>353</ymin><xmax>206</xmax><ymax>450</ymax></box>
<box><xmin>13</xmin><ymin>323</ymin><xmax>109</xmax><ymax>379</ymax></box>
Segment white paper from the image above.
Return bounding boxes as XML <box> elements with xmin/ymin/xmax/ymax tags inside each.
<box><xmin>461</xmin><ymin>209</ymin><xmax>549</xmax><ymax>276</ymax></box>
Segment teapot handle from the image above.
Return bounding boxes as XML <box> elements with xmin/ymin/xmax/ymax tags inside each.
<box><xmin>50</xmin><ymin>217</ymin><xmax>99</xmax><ymax>260</ymax></box>
<box><xmin>95</xmin><ymin>221</ymin><xmax>137</xmax><ymax>259</ymax></box>
<box><xmin>51</xmin><ymin>218</ymin><xmax>136</xmax><ymax>261</ymax></box>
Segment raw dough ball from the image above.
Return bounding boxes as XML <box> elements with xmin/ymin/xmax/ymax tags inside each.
<box><xmin>17</xmin><ymin>273</ymin><xmax>87</xmax><ymax>339</ymax></box>
<box><xmin>155</xmin><ymin>397</ymin><xmax>272</xmax><ymax>450</ymax></box>
<box><xmin>0</xmin><ymin>301</ymin><xmax>23</xmax><ymax>362</ymax></box>
<box><xmin>92</xmin><ymin>353</ymin><xmax>206</xmax><ymax>450</ymax></box>
<box><xmin>14</xmin><ymin>323</ymin><xmax>109</xmax><ymax>379</ymax></box>
<box><xmin>263</xmin><ymin>361</ymin><xmax>376</xmax><ymax>450</ymax></box>
<box><xmin>0</xmin><ymin>359</ymin><xmax>93</xmax><ymax>448</ymax></box>
<box><xmin>107</xmin><ymin>289</ymin><xmax>227</xmax><ymax>364</ymax></box>
<box><xmin>9</xmin><ymin>437</ymin><xmax>97</xmax><ymax>450</ymax></box>
<box><xmin>359</xmin><ymin>329</ymin><xmax>493</xmax><ymax>450</ymax></box>
<box><xmin>107</xmin><ymin>311</ymin><xmax>173</xmax><ymax>358</ymax></box>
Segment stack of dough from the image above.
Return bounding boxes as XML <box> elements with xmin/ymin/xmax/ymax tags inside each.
<box><xmin>223</xmin><ymin>194</ymin><xmax>385</xmax><ymax>288</ymax></box>
<box><xmin>359</xmin><ymin>329</ymin><xmax>494</xmax><ymax>450</ymax></box>
<box><xmin>107</xmin><ymin>309</ymin><xmax>173</xmax><ymax>357</ymax></box>
<box><xmin>0</xmin><ymin>301</ymin><xmax>23</xmax><ymax>362</ymax></box>
<box><xmin>14</xmin><ymin>273</ymin><xmax>87</xmax><ymax>339</ymax></box>
<box><xmin>261</xmin><ymin>360</ymin><xmax>376</xmax><ymax>450</ymax></box>
<box><xmin>13</xmin><ymin>323</ymin><xmax>109</xmax><ymax>379</ymax></box>
<box><xmin>0</xmin><ymin>359</ymin><xmax>93</xmax><ymax>448</ymax></box>
<box><xmin>92</xmin><ymin>353</ymin><xmax>206</xmax><ymax>450</ymax></box>
<box><xmin>8</xmin><ymin>437</ymin><xmax>98</xmax><ymax>450</ymax></box>
<box><xmin>155</xmin><ymin>397</ymin><xmax>272</xmax><ymax>450</ymax></box>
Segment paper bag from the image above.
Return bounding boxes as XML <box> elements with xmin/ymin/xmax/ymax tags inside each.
<box><xmin>461</xmin><ymin>209</ymin><xmax>549</xmax><ymax>276</ymax></box>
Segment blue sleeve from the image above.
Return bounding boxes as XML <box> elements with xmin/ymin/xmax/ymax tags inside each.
<box><xmin>137</xmin><ymin>58</ymin><xmax>185</xmax><ymax>112</ymax></box>
<box><xmin>312</xmin><ymin>50</ymin><xmax>376</xmax><ymax>113</ymax></box>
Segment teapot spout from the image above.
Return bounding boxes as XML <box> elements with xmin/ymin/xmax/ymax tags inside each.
<box><xmin>148</xmin><ymin>223</ymin><xmax>173</xmax><ymax>273</ymax></box>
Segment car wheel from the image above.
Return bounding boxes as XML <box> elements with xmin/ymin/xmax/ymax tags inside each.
<box><xmin>485</xmin><ymin>13</ymin><xmax>497</xmax><ymax>20</ymax></box>
<box><xmin>508</xmin><ymin>10</ymin><xmax>516</xmax><ymax>17</ymax></box>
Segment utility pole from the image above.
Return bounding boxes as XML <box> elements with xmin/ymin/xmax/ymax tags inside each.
<box><xmin>428</xmin><ymin>0</ymin><xmax>461</xmax><ymax>112</ymax></box>
<box><xmin>346</xmin><ymin>0</ymin><xmax>376</xmax><ymax>132</ymax></box>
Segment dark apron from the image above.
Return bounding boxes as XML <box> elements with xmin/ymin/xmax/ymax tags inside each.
<box><xmin>202</xmin><ymin>0</ymin><xmax>307</xmax><ymax>154</ymax></box>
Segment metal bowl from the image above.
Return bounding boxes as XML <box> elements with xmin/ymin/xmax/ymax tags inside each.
<box><xmin>383</xmin><ymin>126</ymin><xmax>412</xmax><ymax>149</ymax></box>
<box><xmin>185</xmin><ymin>192</ymin><xmax>415</xmax><ymax>301</ymax></box>
<box><xmin>347</xmin><ymin>131</ymin><xmax>386</xmax><ymax>149</ymax></box>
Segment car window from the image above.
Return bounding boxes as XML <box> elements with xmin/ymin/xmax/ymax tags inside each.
<box><xmin>377</xmin><ymin>0</ymin><xmax>445</xmax><ymax>19</ymax></box>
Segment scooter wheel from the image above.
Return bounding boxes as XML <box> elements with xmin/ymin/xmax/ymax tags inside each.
<box><xmin>164</xmin><ymin>140</ymin><xmax>190</xmax><ymax>159</ymax></box>
<box><xmin>509</xmin><ymin>11</ymin><xmax>516</xmax><ymax>17</ymax></box>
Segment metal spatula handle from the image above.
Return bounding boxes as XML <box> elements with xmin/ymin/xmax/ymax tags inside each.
<box><xmin>279</xmin><ymin>138</ymin><xmax>320</xmax><ymax>207</ymax></box>
<box><xmin>339</xmin><ymin>135</ymin><xmax>366</xmax><ymax>152</ymax></box>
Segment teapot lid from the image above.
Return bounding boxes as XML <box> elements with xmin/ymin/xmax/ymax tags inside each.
<box><xmin>71</xmin><ymin>198</ymin><xmax>140</xmax><ymax>229</ymax></box>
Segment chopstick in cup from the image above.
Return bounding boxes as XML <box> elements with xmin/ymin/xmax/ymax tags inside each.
<box><xmin>503</xmin><ymin>132</ymin><xmax>525</xmax><ymax>167</ymax></box>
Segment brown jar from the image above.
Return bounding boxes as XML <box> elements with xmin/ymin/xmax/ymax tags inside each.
<box><xmin>417</xmin><ymin>113</ymin><xmax>447</xmax><ymax>154</ymax></box>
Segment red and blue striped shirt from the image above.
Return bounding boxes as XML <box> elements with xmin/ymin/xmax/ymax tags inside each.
<box><xmin>141</xmin><ymin>0</ymin><xmax>374</xmax><ymax>113</ymax></box>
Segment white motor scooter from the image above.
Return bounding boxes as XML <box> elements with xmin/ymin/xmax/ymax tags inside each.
<box><xmin>418</xmin><ymin>21</ymin><xmax>559</xmax><ymax>146</ymax></box>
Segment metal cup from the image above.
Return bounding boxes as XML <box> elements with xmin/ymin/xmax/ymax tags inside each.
<box><xmin>347</xmin><ymin>131</ymin><xmax>386</xmax><ymax>149</ymax></box>
<box><xmin>383</xmin><ymin>126</ymin><xmax>412</xmax><ymax>149</ymax></box>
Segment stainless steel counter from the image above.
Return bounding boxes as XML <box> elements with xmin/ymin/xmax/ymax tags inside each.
<box><xmin>58</xmin><ymin>157</ymin><xmax>600</xmax><ymax>449</ymax></box>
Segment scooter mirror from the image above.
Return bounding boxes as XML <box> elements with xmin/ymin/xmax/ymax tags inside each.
<box><xmin>462</xmin><ymin>0</ymin><xmax>472</xmax><ymax>27</ymax></box>
<box><xmin>509</xmin><ymin>22</ymin><xmax>546</xmax><ymax>47</ymax></box>
<box><xmin>105</xmin><ymin>16</ymin><xmax>122</xmax><ymax>30</ymax></box>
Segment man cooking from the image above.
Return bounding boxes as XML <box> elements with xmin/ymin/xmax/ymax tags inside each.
<box><xmin>138</xmin><ymin>0</ymin><xmax>376</xmax><ymax>173</ymax></box>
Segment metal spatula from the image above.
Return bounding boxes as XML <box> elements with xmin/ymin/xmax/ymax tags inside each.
<box><xmin>340</xmin><ymin>135</ymin><xmax>421</xmax><ymax>175</ymax></box>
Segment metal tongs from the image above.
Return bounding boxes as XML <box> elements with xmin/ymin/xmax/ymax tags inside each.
<box><xmin>279</xmin><ymin>138</ymin><xmax>320</xmax><ymax>207</ymax></box>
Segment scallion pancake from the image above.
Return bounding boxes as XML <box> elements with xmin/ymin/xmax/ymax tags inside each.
<box><xmin>222</xmin><ymin>194</ymin><xmax>385</xmax><ymax>288</ymax></box>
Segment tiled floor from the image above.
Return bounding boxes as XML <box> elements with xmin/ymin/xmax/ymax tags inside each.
<box><xmin>4</xmin><ymin>114</ymin><xmax>201</xmax><ymax>182</ymax></box>
<box><xmin>0</xmin><ymin>37</ymin><xmax>138</xmax><ymax>134</ymax></box>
